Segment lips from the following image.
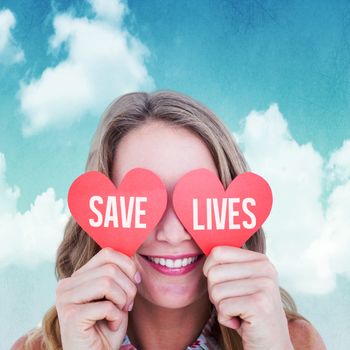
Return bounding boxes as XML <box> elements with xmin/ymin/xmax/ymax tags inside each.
<box><xmin>139</xmin><ymin>253</ymin><xmax>204</xmax><ymax>276</ymax></box>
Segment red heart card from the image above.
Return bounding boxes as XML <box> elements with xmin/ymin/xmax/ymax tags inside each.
<box><xmin>67</xmin><ymin>168</ymin><xmax>167</xmax><ymax>256</ymax></box>
<box><xmin>172</xmin><ymin>169</ymin><xmax>273</xmax><ymax>256</ymax></box>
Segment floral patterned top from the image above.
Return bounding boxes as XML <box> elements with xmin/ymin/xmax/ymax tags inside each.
<box><xmin>120</xmin><ymin>306</ymin><xmax>222</xmax><ymax>349</ymax></box>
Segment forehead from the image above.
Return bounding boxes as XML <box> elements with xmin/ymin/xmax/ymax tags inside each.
<box><xmin>111</xmin><ymin>121</ymin><xmax>218</xmax><ymax>189</ymax></box>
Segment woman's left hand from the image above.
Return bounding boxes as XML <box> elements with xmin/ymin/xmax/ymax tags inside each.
<box><xmin>203</xmin><ymin>246</ymin><xmax>294</xmax><ymax>350</ymax></box>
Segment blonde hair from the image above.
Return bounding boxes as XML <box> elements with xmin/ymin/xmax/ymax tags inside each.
<box><xmin>23</xmin><ymin>90</ymin><xmax>308</xmax><ymax>350</ymax></box>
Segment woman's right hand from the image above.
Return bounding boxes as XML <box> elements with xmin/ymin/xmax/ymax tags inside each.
<box><xmin>56</xmin><ymin>247</ymin><xmax>141</xmax><ymax>350</ymax></box>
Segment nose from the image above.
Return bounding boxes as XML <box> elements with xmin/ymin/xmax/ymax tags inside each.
<box><xmin>155</xmin><ymin>200</ymin><xmax>192</xmax><ymax>244</ymax></box>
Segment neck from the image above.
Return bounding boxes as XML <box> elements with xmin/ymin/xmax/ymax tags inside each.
<box><xmin>127</xmin><ymin>293</ymin><xmax>212</xmax><ymax>350</ymax></box>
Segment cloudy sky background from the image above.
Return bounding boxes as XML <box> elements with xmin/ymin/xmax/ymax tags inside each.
<box><xmin>1</xmin><ymin>0</ymin><xmax>349</xmax><ymax>348</ymax></box>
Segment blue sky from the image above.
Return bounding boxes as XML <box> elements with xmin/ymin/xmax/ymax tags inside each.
<box><xmin>1</xmin><ymin>0</ymin><xmax>350</xmax><ymax>348</ymax></box>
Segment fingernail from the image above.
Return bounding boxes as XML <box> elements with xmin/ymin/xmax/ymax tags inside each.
<box><xmin>134</xmin><ymin>271</ymin><xmax>142</xmax><ymax>284</ymax></box>
<box><xmin>230</xmin><ymin>317</ymin><xmax>241</xmax><ymax>329</ymax></box>
<box><xmin>128</xmin><ymin>302</ymin><xmax>134</xmax><ymax>311</ymax></box>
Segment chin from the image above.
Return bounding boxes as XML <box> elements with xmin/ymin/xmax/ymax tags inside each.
<box><xmin>136</xmin><ymin>275</ymin><xmax>208</xmax><ymax>309</ymax></box>
<box><xmin>143</xmin><ymin>286</ymin><xmax>205</xmax><ymax>309</ymax></box>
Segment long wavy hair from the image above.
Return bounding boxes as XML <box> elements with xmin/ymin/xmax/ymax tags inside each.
<box><xmin>23</xmin><ymin>90</ymin><xmax>309</xmax><ymax>350</ymax></box>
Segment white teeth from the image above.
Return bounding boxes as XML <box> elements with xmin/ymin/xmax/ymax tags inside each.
<box><xmin>146</xmin><ymin>255</ymin><xmax>200</xmax><ymax>268</ymax></box>
<box><xmin>165</xmin><ymin>259</ymin><xmax>174</xmax><ymax>267</ymax></box>
<box><xmin>174</xmin><ymin>259</ymin><xmax>182</xmax><ymax>268</ymax></box>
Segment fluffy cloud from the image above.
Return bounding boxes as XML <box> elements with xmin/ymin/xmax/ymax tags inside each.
<box><xmin>0</xmin><ymin>8</ymin><xmax>25</xmax><ymax>64</ymax></box>
<box><xmin>235</xmin><ymin>104</ymin><xmax>350</xmax><ymax>294</ymax></box>
<box><xmin>327</xmin><ymin>140</ymin><xmax>350</xmax><ymax>182</ymax></box>
<box><xmin>0</xmin><ymin>153</ymin><xmax>69</xmax><ymax>268</ymax></box>
<box><xmin>18</xmin><ymin>0</ymin><xmax>154</xmax><ymax>136</ymax></box>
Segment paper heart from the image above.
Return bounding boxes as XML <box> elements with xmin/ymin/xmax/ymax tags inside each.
<box><xmin>68</xmin><ymin>168</ymin><xmax>167</xmax><ymax>256</ymax></box>
<box><xmin>172</xmin><ymin>169</ymin><xmax>273</xmax><ymax>255</ymax></box>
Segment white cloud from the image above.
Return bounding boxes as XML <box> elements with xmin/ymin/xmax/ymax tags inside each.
<box><xmin>327</xmin><ymin>139</ymin><xmax>350</xmax><ymax>182</ymax></box>
<box><xmin>90</xmin><ymin>0</ymin><xmax>127</xmax><ymax>23</ymax></box>
<box><xmin>0</xmin><ymin>153</ymin><xmax>69</xmax><ymax>268</ymax></box>
<box><xmin>18</xmin><ymin>0</ymin><xmax>154</xmax><ymax>136</ymax></box>
<box><xmin>0</xmin><ymin>8</ymin><xmax>25</xmax><ymax>64</ymax></box>
<box><xmin>235</xmin><ymin>104</ymin><xmax>350</xmax><ymax>294</ymax></box>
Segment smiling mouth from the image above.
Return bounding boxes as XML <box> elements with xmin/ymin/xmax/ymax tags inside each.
<box><xmin>139</xmin><ymin>254</ymin><xmax>204</xmax><ymax>269</ymax></box>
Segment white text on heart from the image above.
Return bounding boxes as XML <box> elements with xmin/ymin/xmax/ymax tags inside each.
<box><xmin>89</xmin><ymin>195</ymin><xmax>147</xmax><ymax>228</ymax></box>
<box><xmin>192</xmin><ymin>197</ymin><xmax>256</xmax><ymax>230</ymax></box>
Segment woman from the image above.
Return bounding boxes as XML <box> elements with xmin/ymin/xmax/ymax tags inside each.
<box><xmin>12</xmin><ymin>90</ymin><xmax>326</xmax><ymax>349</ymax></box>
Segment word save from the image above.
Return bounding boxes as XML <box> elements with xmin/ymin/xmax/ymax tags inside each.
<box><xmin>192</xmin><ymin>197</ymin><xmax>256</xmax><ymax>230</ymax></box>
<box><xmin>89</xmin><ymin>195</ymin><xmax>147</xmax><ymax>228</ymax></box>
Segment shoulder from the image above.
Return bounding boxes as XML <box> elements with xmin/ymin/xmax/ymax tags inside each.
<box><xmin>11</xmin><ymin>334</ymin><xmax>43</xmax><ymax>350</ymax></box>
<box><xmin>11</xmin><ymin>335</ymin><xmax>27</xmax><ymax>350</ymax></box>
<box><xmin>288</xmin><ymin>319</ymin><xmax>327</xmax><ymax>350</ymax></box>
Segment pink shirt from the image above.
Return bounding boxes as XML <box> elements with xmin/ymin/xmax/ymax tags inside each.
<box><xmin>120</xmin><ymin>306</ymin><xmax>222</xmax><ymax>349</ymax></box>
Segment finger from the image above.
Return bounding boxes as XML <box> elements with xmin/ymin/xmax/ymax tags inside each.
<box><xmin>74</xmin><ymin>300</ymin><xmax>125</xmax><ymax>331</ymax></box>
<box><xmin>61</xmin><ymin>276</ymin><xmax>129</xmax><ymax>311</ymax></box>
<box><xmin>216</xmin><ymin>291</ymin><xmax>276</xmax><ymax>328</ymax></box>
<box><xmin>209</xmin><ymin>277</ymin><xmax>278</xmax><ymax>306</ymax></box>
<box><xmin>65</xmin><ymin>264</ymin><xmax>137</xmax><ymax>310</ymax></box>
<box><xmin>203</xmin><ymin>246</ymin><xmax>266</xmax><ymax>277</ymax></box>
<box><xmin>206</xmin><ymin>260</ymin><xmax>278</xmax><ymax>289</ymax></box>
<box><xmin>73</xmin><ymin>247</ymin><xmax>139</xmax><ymax>284</ymax></box>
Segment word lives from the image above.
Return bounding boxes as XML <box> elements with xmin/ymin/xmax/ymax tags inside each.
<box><xmin>192</xmin><ymin>197</ymin><xmax>256</xmax><ymax>230</ymax></box>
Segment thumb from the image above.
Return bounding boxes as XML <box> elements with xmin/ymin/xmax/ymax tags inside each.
<box><xmin>220</xmin><ymin>316</ymin><xmax>243</xmax><ymax>336</ymax></box>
